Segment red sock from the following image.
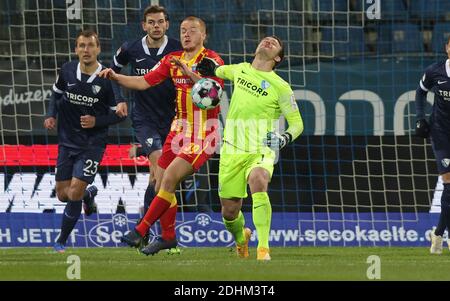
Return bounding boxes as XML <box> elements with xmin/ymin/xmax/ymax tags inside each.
<box><xmin>135</xmin><ymin>190</ymin><xmax>173</xmax><ymax>237</ymax></box>
<box><xmin>160</xmin><ymin>204</ymin><xmax>177</xmax><ymax>241</ymax></box>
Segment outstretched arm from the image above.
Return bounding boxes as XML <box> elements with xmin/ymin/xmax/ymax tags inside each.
<box><xmin>171</xmin><ymin>57</ymin><xmax>202</xmax><ymax>83</ymax></box>
<box><xmin>98</xmin><ymin>68</ymin><xmax>151</xmax><ymax>90</ymax></box>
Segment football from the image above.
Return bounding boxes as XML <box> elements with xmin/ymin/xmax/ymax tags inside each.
<box><xmin>191</xmin><ymin>78</ymin><xmax>223</xmax><ymax>110</ymax></box>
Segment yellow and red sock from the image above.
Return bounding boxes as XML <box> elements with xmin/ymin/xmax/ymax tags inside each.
<box><xmin>136</xmin><ymin>189</ymin><xmax>173</xmax><ymax>237</ymax></box>
<box><xmin>160</xmin><ymin>195</ymin><xmax>177</xmax><ymax>241</ymax></box>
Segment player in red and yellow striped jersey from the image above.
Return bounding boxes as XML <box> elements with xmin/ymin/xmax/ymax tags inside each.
<box><xmin>99</xmin><ymin>16</ymin><xmax>224</xmax><ymax>255</ymax></box>
<box><xmin>145</xmin><ymin>47</ymin><xmax>223</xmax><ymax>172</ymax></box>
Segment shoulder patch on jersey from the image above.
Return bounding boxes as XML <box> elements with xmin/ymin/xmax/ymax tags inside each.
<box><xmin>261</xmin><ymin>80</ymin><xmax>270</xmax><ymax>90</ymax></box>
<box><xmin>290</xmin><ymin>94</ymin><xmax>298</xmax><ymax>110</ymax></box>
<box><xmin>92</xmin><ymin>85</ymin><xmax>101</xmax><ymax>95</ymax></box>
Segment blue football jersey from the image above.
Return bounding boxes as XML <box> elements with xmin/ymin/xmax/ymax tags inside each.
<box><xmin>419</xmin><ymin>59</ymin><xmax>450</xmax><ymax>130</ymax></box>
<box><xmin>52</xmin><ymin>60</ymin><xmax>118</xmax><ymax>149</ymax></box>
<box><xmin>111</xmin><ymin>35</ymin><xmax>182</xmax><ymax>128</ymax></box>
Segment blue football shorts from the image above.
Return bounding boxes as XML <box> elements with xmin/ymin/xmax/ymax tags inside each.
<box><xmin>55</xmin><ymin>145</ymin><xmax>105</xmax><ymax>184</ymax></box>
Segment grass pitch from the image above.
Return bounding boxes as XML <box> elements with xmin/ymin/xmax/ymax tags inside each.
<box><xmin>1</xmin><ymin>247</ymin><xmax>450</xmax><ymax>281</ymax></box>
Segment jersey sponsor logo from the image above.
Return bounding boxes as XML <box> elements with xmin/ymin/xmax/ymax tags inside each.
<box><xmin>261</xmin><ymin>80</ymin><xmax>270</xmax><ymax>90</ymax></box>
<box><xmin>176</xmin><ymin>213</ymin><xmax>235</xmax><ymax>247</ymax></box>
<box><xmin>236</xmin><ymin>77</ymin><xmax>269</xmax><ymax>97</ymax></box>
<box><xmin>174</xmin><ymin>77</ymin><xmax>194</xmax><ymax>85</ymax></box>
<box><xmin>65</xmin><ymin>91</ymin><xmax>99</xmax><ymax>106</ymax></box>
<box><xmin>437</xmin><ymin>89</ymin><xmax>450</xmax><ymax>100</ymax></box>
<box><xmin>91</xmin><ymin>85</ymin><xmax>101</xmax><ymax>95</ymax></box>
<box><xmin>67</xmin><ymin>83</ymin><xmax>76</xmax><ymax>87</ymax></box>
<box><xmin>135</xmin><ymin>68</ymin><xmax>152</xmax><ymax>75</ymax></box>
<box><xmin>438</xmin><ymin>80</ymin><xmax>447</xmax><ymax>84</ymax></box>
<box><xmin>135</xmin><ymin>58</ymin><xmax>146</xmax><ymax>63</ymax></box>
<box><xmin>442</xmin><ymin>158</ymin><xmax>450</xmax><ymax>168</ymax></box>
<box><xmin>88</xmin><ymin>214</ymin><xmax>156</xmax><ymax>247</ymax></box>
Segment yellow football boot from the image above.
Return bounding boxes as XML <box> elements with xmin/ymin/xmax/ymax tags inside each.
<box><xmin>236</xmin><ymin>228</ymin><xmax>252</xmax><ymax>258</ymax></box>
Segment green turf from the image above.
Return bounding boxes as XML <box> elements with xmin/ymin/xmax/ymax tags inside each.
<box><xmin>1</xmin><ymin>247</ymin><xmax>450</xmax><ymax>280</ymax></box>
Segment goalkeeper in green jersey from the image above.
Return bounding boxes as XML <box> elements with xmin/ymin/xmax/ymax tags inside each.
<box><xmin>197</xmin><ymin>36</ymin><xmax>304</xmax><ymax>260</ymax></box>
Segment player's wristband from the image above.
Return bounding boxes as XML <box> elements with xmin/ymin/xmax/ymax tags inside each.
<box><xmin>283</xmin><ymin>132</ymin><xmax>293</xmax><ymax>144</ymax></box>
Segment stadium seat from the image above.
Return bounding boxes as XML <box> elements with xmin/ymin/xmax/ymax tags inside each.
<box><xmin>259</xmin><ymin>0</ymin><xmax>275</xmax><ymax>10</ymax></box>
<box><xmin>376</xmin><ymin>23</ymin><xmax>423</xmax><ymax>54</ymax></box>
<box><xmin>409</xmin><ymin>0</ymin><xmax>450</xmax><ymax>20</ymax></box>
<box><xmin>162</xmin><ymin>0</ymin><xmax>191</xmax><ymax>14</ymax></box>
<box><xmin>431</xmin><ymin>23</ymin><xmax>450</xmax><ymax>53</ymax></box>
<box><xmin>233</xmin><ymin>0</ymin><xmax>279</xmax><ymax>12</ymax></box>
<box><xmin>193</xmin><ymin>0</ymin><xmax>227</xmax><ymax>17</ymax></box>
<box><xmin>209</xmin><ymin>23</ymin><xmax>244</xmax><ymax>53</ymax></box>
<box><xmin>312</xmin><ymin>0</ymin><xmax>348</xmax><ymax>12</ymax></box>
<box><xmin>320</xmin><ymin>27</ymin><xmax>365</xmax><ymax>57</ymax></box>
<box><xmin>289</xmin><ymin>26</ymin><xmax>302</xmax><ymax>42</ymax></box>
<box><xmin>312</xmin><ymin>0</ymin><xmax>348</xmax><ymax>22</ymax></box>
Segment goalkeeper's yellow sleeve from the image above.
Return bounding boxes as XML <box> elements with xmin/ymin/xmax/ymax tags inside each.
<box><xmin>215</xmin><ymin>64</ymin><xmax>238</xmax><ymax>81</ymax></box>
<box><xmin>279</xmin><ymin>92</ymin><xmax>304</xmax><ymax>140</ymax></box>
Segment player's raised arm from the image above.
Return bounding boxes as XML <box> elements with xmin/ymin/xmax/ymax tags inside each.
<box><xmin>98</xmin><ymin>68</ymin><xmax>150</xmax><ymax>90</ymax></box>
